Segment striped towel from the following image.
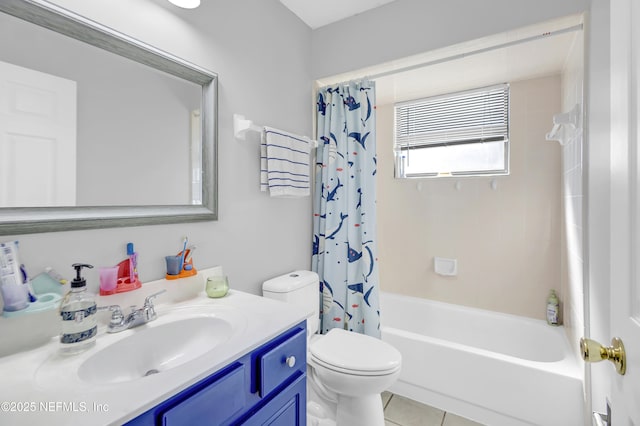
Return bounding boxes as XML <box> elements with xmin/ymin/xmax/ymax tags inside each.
<box><xmin>260</xmin><ymin>126</ymin><xmax>311</xmax><ymax>197</ymax></box>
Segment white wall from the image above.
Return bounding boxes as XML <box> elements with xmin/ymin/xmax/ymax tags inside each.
<box><xmin>1</xmin><ymin>0</ymin><xmax>311</xmax><ymax>301</ymax></box>
<box><xmin>377</xmin><ymin>76</ymin><xmax>563</xmax><ymax>320</ymax></box>
<box><xmin>311</xmin><ymin>0</ymin><xmax>588</xmax><ymax>79</ymax></box>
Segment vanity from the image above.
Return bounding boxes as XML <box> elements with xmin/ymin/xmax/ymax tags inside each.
<box><xmin>0</xmin><ymin>268</ymin><xmax>308</xmax><ymax>425</ymax></box>
<box><xmin>126</xmin><ymin>322</ymin><xmax>306</xmax><ymax>425</ymax></box>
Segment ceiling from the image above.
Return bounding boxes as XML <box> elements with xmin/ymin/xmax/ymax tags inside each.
<box><xmin>315</xmin><ymin>14</ymin><xmax>584</xmax><ymax>105</ymax></box>
<box><xmin>276</xmin><ymin>2</ymin><xmax>583</xmax><ymax>105</ymax></box>
<box><xmin>279</xmin><ymin>0</ymin><xmax>398</xmax><ymax>29</ymax></box>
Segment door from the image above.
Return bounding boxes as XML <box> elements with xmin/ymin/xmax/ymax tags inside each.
<box><xmin>608</xmin><ymin>0</ymin><xmax>640</xmax><ymax>422</ymax></box>
<box><xmin>0</xmin><ymin>60</ymin><xmax>76</xmax><ymax>207</ymax></box>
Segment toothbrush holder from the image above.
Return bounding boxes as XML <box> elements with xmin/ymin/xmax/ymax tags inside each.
<box><xmin>165</xmin><ymin>249</ymin><xmax>197</xmax><ymax>280</ymax></box>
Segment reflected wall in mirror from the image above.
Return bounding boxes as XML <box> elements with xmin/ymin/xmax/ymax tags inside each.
<box><xmin>0</xmin><ymin>0</ymin><xmax>217</xmax><ymax>234</ymax></box>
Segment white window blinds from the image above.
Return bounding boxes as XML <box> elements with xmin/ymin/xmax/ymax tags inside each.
<box><xmin>395</xmin><ymin>83</ymin><xmax>510</xmax><ymax>149</ymax></box>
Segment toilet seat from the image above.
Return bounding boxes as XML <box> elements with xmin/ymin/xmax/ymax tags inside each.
<box><xmin>309</xmin><ymin>328</ymin><xmax>401</xmax><ymax>376</ymax></box>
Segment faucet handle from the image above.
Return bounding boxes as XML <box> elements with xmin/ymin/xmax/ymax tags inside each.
<box><xmin>98</xmin><ymin>305</ymin><xmax>124</xmax><ymax>325</ymax></box>
<box><xmin>144</xmin><ymin>289</ymin><xmax>167</xmax><ymax>307</ymax></box>
<box><xmin>143</xmin><ymin>289</ymin><xmax>166</xmax><ymax>322</ymax></box>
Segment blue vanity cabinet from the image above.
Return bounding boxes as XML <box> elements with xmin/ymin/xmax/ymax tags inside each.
<box><xmin>241</xmin><ymin>374</ymin><xmax>305</xmax><ymax>425</ymax></box>
<box><xmin>125</xmin><ymin>322</ymin><xmax>307</xmax><ymax>426</ymax></box>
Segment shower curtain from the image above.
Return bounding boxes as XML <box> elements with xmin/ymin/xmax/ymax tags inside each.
<box><xmin>312</xmin><ymin>79</ymin><xmax>380</xmax><ymax>338</ymax></box>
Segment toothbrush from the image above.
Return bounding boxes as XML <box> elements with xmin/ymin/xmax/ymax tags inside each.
<box><xmin>184</xmin><ymin>245</ymin><xmax>196</xmax><ymax>270</ymax></box>
<box><xmin>20</xmin><ymin>265</ymin><xmax>37</xmax><ymax>302</ymax></box>
<box><xmin>184</xmin><ymin>245</ymin><xmax>196</xmax><ymax>263</ymax></box>
<box><xmin>179</xmin><ymin>237</ymin><xmax>188</xmax><ymax>273</ymax></box>
<box><xmin>128</xmin><ymin>245</ymin><xmax>134</xmax><ymax>283</ymax></box>
<box><xmin>44</xmin><ymin>267</ymin><xmax>68</xmax><ymax>285</ymax></box>
<box><xmin>127</xmin><ymin>242</ymin><xmax>137</xmax><ymax>283</ymax></box>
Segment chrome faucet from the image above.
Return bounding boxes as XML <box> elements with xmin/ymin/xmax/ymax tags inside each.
<box><xmin>99</xmin><ymin>290</ymin><xmax>166</xmax><ymax>333</ymax></box>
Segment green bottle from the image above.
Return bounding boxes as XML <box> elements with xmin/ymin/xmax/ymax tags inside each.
<box><xmin>546</xmin><ymin>290</ymin><xmax>559</xmax><ymax>326</ymax></box>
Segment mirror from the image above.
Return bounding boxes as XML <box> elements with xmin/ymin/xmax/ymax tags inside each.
<box><xmin>0</xmin><ymin>0</ymin><xmax>217</xmax><ymax>235</ymax></box>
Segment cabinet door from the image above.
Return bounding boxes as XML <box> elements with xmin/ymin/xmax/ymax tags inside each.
<box><xmin>241</xmin><ymin>373</ymin><xmax>306</xmax><ymax>426</ymax></box>
<box><xmin>256</xmin><ymin>327</ymin><xmax>306</xmax><ymax>397</ymax></box>
<box><xmin>262</xmin><ymin>398</ymin><xmax>297</xmax><ymax>426</ymax></box>
<box><xmin>161</xmin><ymin>364</ymin><xmax>246</xmax><ymax>425</ymax></box>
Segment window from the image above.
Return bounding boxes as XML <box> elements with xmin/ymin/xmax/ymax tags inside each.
<box><xmin>394</xmin><ymin>83</ymin><xmax>510</xmax><ymax>178</ymax></box>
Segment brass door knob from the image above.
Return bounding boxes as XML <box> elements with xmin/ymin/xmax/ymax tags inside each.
<box><xmin>580</xmin><ymin>337</ymin><xmax>626</xmax><ymax>375</ymax></box>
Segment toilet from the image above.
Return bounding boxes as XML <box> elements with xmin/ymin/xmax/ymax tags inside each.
<box><xmin>262</xmin><ymin>271</ymin><xmax>401</xmax><ymax>426</ymax></box>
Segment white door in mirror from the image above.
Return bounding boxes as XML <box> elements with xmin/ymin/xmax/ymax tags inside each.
<box><xmin>0</xmin><ymin>60</ymin><xmax>76</xmax><ymax>207</ymax></box>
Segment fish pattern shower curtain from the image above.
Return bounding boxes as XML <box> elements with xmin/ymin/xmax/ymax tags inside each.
<box><xmin>312</xmin><ymin>79</ymin><xmax>380</xmax><ymax>338</ymax></box>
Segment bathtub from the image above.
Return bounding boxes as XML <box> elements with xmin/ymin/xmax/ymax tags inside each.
<box><xmin>380</xmin><ymin>292</ymin><xmax>584</xmax><ymax>426</ymax></box>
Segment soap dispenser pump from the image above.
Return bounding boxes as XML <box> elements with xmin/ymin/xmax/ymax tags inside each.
<box><xmin>59</xmin><ymin>263</ymin><xmax>97</xmax><ymax>354</ymax></box>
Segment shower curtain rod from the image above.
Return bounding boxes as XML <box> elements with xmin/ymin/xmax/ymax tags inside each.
<box><xmin>367</xmin><ymin>24</ymin><xmax>584</xmax><ymax>81</ymax></box>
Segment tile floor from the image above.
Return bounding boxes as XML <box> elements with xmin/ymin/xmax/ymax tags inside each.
<box><xmin>382</xmin><ymin>392</ymin><xmax>485</xmax><ymax>426</ymax></box>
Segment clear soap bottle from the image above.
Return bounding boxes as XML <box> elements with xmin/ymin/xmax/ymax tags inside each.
<box><xmin>59</xmin><ymin>263</ymin><xmax>97</xmax><ymax>354</ymax></box>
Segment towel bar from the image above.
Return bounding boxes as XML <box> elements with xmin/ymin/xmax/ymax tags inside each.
<box><xmin>233</xmin><ymin>113</ymin><xmax>317</xmax><ymax>146</ymax></box>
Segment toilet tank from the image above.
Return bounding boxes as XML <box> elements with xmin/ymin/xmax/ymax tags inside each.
<box><xmin>262</xmin><ymin>270</ymin><xmax>319</xmax><ymax>334</ymax></box>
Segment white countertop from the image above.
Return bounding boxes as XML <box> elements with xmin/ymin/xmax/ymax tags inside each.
<box><xmin>0</xmin><ymin>268</ymin><xmax>307</xmax><ymax>425</ymax></box>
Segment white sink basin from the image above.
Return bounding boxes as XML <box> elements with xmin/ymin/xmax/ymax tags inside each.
<box><xmin>78</xmin><ymin>316</ymin><xmax>232</xmax><ymax>384</ymax></box>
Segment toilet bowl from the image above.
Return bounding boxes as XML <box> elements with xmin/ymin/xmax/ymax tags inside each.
<box><xmin>262</xmin><ymin>271</ymin><xmax>401</xmax><ymax>426</ymax></box>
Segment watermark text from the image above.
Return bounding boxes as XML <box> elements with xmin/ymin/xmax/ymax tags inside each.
<box><xmin>1</xmin><ymin>401</ymin><xmax>109</xmax><ymax>413</ymax></box>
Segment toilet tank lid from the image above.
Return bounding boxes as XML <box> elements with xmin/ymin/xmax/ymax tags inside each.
<box><xmin>263</xmin><ymin>270</ymin><xmax>318</xmax><ymax>293</ymax></box>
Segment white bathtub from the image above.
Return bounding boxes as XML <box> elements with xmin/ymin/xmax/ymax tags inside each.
<box><xmin>380</xmin><ymin>292</ymin><xmax>584</xmax><ymax>426</ymax></box>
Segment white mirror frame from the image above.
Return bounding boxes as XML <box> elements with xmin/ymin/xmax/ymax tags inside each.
<box><xmin>0</xmin><ymin>0</ymin><xmax>218</xmax><ymax>235</ymax></box>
